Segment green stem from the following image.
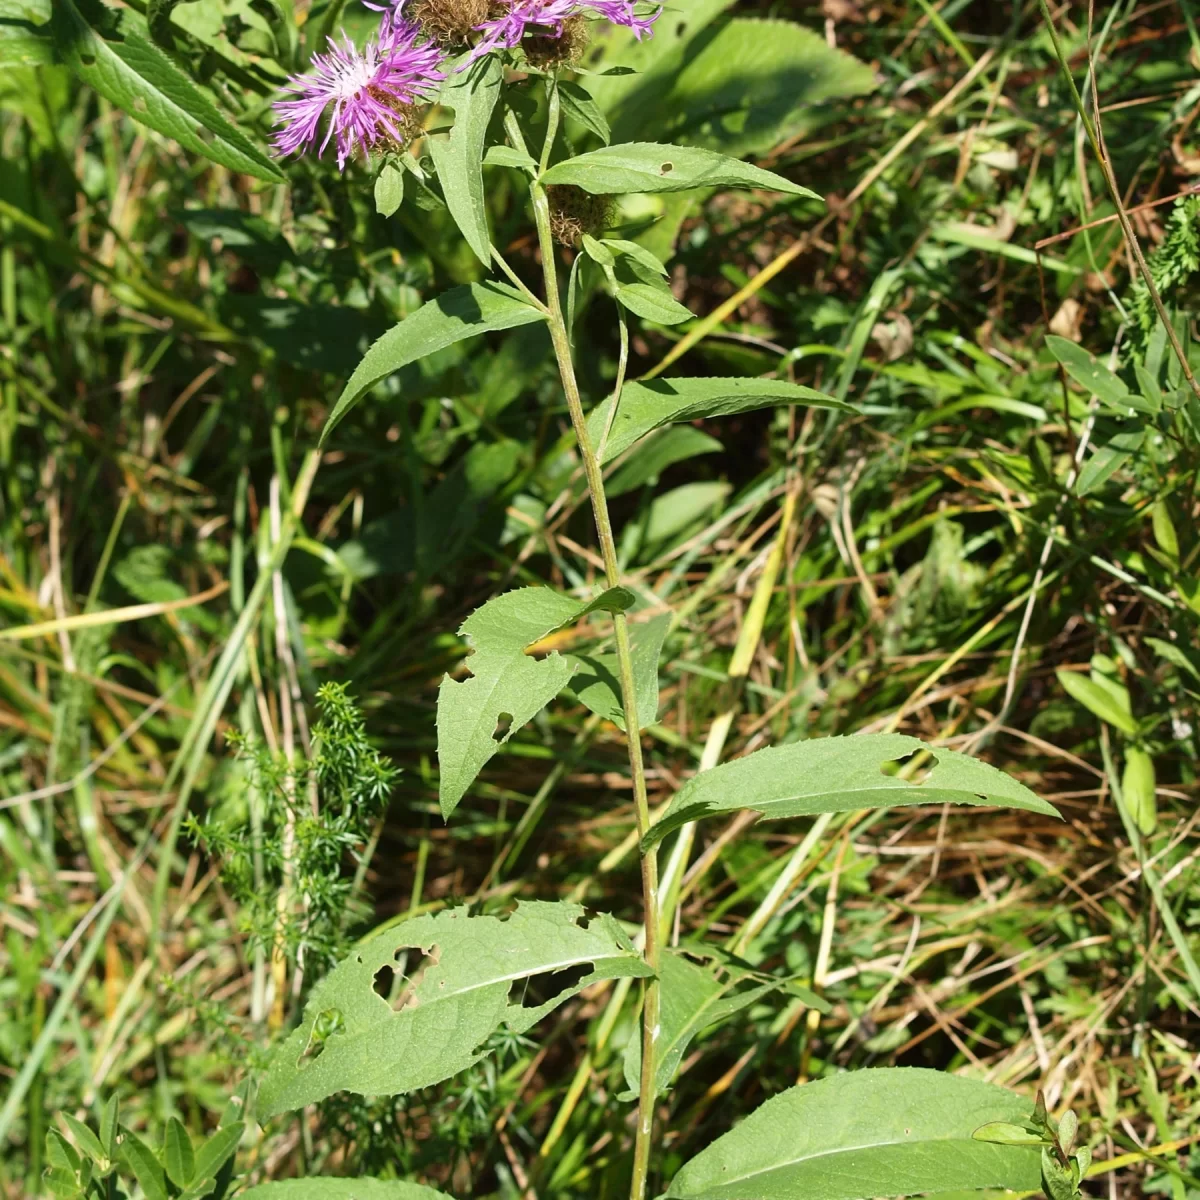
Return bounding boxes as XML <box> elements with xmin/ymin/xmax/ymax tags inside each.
<box><xmin>529</xmin><ymin>172</ymin><xmax>661</xmax><ymax>1200</ymax></box>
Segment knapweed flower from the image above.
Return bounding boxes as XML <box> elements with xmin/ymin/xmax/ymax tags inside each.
<box><xmin>273</xmin><ymin>10</ymin><xmax>447</xmax><ymax>170</ymax></box>
<box><xmin>468</xmin><ymin>0</ymin><xmax>660</xmax><ymax>62</ymax></box>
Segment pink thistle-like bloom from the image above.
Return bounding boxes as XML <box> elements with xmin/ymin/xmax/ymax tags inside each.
<box><xmin>468</xmin><ymin>0</ymin><xmax>660</xmax><ymax>61</ymax></box>
<box><xmin>273</xmin><ymin>10</ymin><xmax>447</xmax><ymax>170</ymax></box>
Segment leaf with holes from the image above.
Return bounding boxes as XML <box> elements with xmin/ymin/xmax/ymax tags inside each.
<box><xmin>321</xmin><ymin>283</ymin><xmax>546</xmax><ymax>442</ymax></box>
<box><xmin>257</xmin><ymin>901</ymin><xmax>652</xmax><ymax>1116</ymax></box>
<box><xmin>642</xmin><ymin>733</ymin><xmax>1059</xmax><ymax>850</ymax></box>
<box><xmin>428</xmin><ymin>53</ymin><xmax>501</xmax><ymax>266</ymax></box>
<box><xmin>50</xmin><ymin>0</ymin><xmax>282</xmax><ymax>182</ymax></box>
<box><xmin>665</xmin><ymin>1068</ymin><xmax>1042</xmax><ymax>1199</ymax></box>
<box><xmin>541</xmin><ymin>142</ymin><xmax>820</xmax><ymax>198</ymax></box>
<box><xmin>566</xmin><ymin>609</ymin><xmax>670</xmax><ymax>731</ymax></box>
<box><xmin>437</xmin><ymin>585</ymin><xmax>633</xmax><ymax>816</ymax></box>
<box><xmin>587</xmin><ymin>377</ymin><xmax>853</xmax><ymax>464</ymax></box>
<box><xmin>622</xmin><ymin>950</ymin><xmax>827</xmax><ymax>1099</ymax></box>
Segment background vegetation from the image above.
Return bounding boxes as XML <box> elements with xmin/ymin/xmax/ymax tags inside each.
<box><xmin>2</xmin><ymin>0</ymin><xmax>1199</xmax><ymax>1196</ymax></box>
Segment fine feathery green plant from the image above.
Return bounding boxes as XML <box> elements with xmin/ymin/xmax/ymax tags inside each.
<box><xmin>35</xmin><ymin>1</ymin><xmax>1088</xmax><ymax>1198</ymax></box>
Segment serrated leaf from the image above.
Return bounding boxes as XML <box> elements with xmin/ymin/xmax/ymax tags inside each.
<box><xmin>643</xmin><ymin>733</ymin><xmax>1059</xmax><ymax>850</ymax></box>
<box><xmin>238</xmin><ymin>1182</ymin><xmax>449</xmax><ymax>1199</ymax></box>
<box><xmin>623</xmin><ymin>951</ymin><xmax>824</xmax><ymax>1099</ymax></box>
<box><xmin>437</xmin><ymin>585</ymin><xmax>633</xmax><ymax>816</ymax></box>
<box><xmin>1045</xmin><ymin>335</ymin><xmax>1140</xmax><ymax>412</ymax></box>
<box><xmin>258</xmin><ymin>901</ymin><xmax>653</xmax><ymax>1116</ymax></box>
<box><xmin>191</xmin><ymin>1121</ymin><xmax>242</xmax><ymax>1187</ymax></box>
<box><xmin>1056</xmin><ymin>669</ymin><xmax>1137</xmax><ymax>735</ymax></box>
<box><xmin>665</xmin><ymin>1068</ymin><xmax>1042</xmax><ymax>1199</ymax></box>
<box><xmin>163</xmin><ymin>1117</ymin><xmax>194</xmax><ymax>1188</ymax></box>
<box><xmin>587</xmin><ymin>377</ymin><xmax>853</xmax><ymax>464</ymax></box>
<box><xmin>118</xmin><ymin>1127</ymin><xmax>168</xmax><ymax>1200</ymax></box>
<box><xmin>559</xmin><ymin>78</ymin><xmax>610</xmax><ymax>144</ymax></box>
<box><xmin>50</xmin><ymin>0</ymin><xmax>282</xmax><ymax>182</ymax></box>
<box><xmin>322</xmin><ymin>283</ymin><xmax>545</xmax><ymax>442</ymax></box>
<box><xmin>483</xmin><ymin>143</ymin><xmax>536</xmax><ymax>172</ymax></box>
<box><xmin>615</xmin><ymin>280</ymin><xmax>693</xmax><ymax>325</ymax></box>
<box><xmin>374</xmin><ymin>160</ymin><xmax>404</xmax><ymax>217</ymax></box>
<box><xmin>428</xmin><ymin>53</ymin><xmax>501</xmax><ymax>266</ymax></box>
<box><xmin>59</xmin><ymin>1114</ymin><xmax>107</xmax><ymax>1167</ymax></box>
<box><xmin>541</xmin><ymin>142</ymin><xmax>820</xmax><ymax>198</ymax></box>
<box><xmin>566</xmin><ymin>609</ymin><xmax>670</xmax><ymax>731</ymax></box>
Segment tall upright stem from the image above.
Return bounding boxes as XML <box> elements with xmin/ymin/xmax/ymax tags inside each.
<box><xmin>529</xmin><ymin>177</ymin><xmax>661</xmax><ymax>1200</ymax></box>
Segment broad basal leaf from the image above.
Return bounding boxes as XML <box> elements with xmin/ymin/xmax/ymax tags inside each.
<box><xmin>322</xmin><ymin>283</ymin><xmax>546</xmax><ymax>442</ymax></box>
<box><xmin>643</xmin><ymin>733</ymin><xmax>1059</xmax><ymax>850</ymax></box>
<box><xmin>258</xmin><ymin>901</ymin><xmax>652</xmax><ymax>1116</ymax></box>
<box><xmin>665</xmin><ymin>1068</ymin><xmax>1042</xmax><ymax>1199</ymax></box>
<box><xmin>428</xmin><ymin>54</ymin><xmax>502</xmax><ymax>266</ymax></box>
<box><xmin>566</xmin><ymin>608</ymin><xmax>670</xmax><ymax>731</ymax></box>
<box><xmin>623</xmin><ymin>950</ymin><xmax>827</xmax><ymax>1099</ymax></box>
<box><xmin>541</xmin><ymin>143</ymin><xmax>820</xmax><ymax>198</ymax></box>
<box><xmin>588</xmin><ymin>377</ymin><xmax>852</xmax><ymax>464</ymax></box>
<box><xmin>238</xmin><ymin>1182</ymin><xmax>449</xmax><ymax>1200</ymax></box>
<box><xmin>50</xmin><ymin>0</ymin><xmax>282</xmax><ymax>182</ymax></box>
<box><xmin>437</xmin><ymin>585</ymin><xmax>633</xmax><ymax>817</ymax></box>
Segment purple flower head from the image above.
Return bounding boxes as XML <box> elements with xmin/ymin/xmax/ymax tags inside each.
<box><xmin>274</xmin><ymin>9</ymin><xmax>447</xmax><ymax>170</ymax></box>
<box><xmin>468</xmin><ymin>0</ymin><xmax>661</xmax><ymax>62</ymax></box>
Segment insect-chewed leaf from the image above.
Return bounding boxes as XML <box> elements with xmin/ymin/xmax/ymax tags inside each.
<box><xmin>437</xmin><ymin>585</ymin><xmax>632</xmax><ymax>816</ymax></box>
<box><xmin>237</xmin><ymin>1182</ymin><xmax>449</xmax><ymax>1199</ymax></box>
<box><xmin>665</xmin><ymin>1068</ymin><xmax>1042</xmax><ymax>1200</ymax></box>
<box><xmin>541</xmin><ymin>142</ymin><xmax>820</xmax><ymax>198</ymax></box>
<box><xmin>50</xmin><ymin>0</ymin><xmax>282</xmax><ymax>182</ymax></box>
<box><xmin>321</xmin><ymin>283</ymin><xmax>546</xmax><ymax>442</ymax></box>
<box><xmin>642</xmin><ymin>733</ymin><xmax>1059</xmax><ymax>850</ymax></box>
<box><xmin>257</xmin><ymin>901</ymin><xmax>652</xmax><ymax>1116</ymax></box>
<box><xmin>428</xmin><ymin>54</ymin><xmax>502</xmax><ymax>266</ymax></box>
<box><xmin>587</xmin><ymin>378</ymin><xmax>853</xmax><ymax>464</ymax></box>
<box><xmin>622</xmin><ymin>950</ymin><xmax>827</xmax><ymax>1100</ymax></box>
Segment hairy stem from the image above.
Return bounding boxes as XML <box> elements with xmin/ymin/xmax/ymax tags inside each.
<box><xmin>528</xmin><ymin>171</ymin><xmax>661</xmax><ymax>1200</ymax></box>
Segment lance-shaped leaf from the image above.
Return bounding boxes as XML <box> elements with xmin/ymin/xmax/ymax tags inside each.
<box><xmin>428</xmin><ymin>54</ymin><xmax>502</xmax><ymax>266</ymax></box>
<box><xmin>566</xmin><ymin>609</ymin><xmax>670</xmax><ymax>731</ymax></box>
<box><xmin>437</xmin><ymin>585</ymin><xmax>633</xmax><ymax>817</ymax></box>
<box><xmin>258</xmin><ymin>901</ymin><xmax>652</xmax><ymax>1116</ymax></box>
<box><xmin>622</xmin><ymin>950</ymin><xmax>827</xmax><ymax>1099</ymax></box>
<box><xmin>239</xmin><ymin>1182</ymin><xmax>449</xmax><ymax>1200</ymax></box>
<box><xmin>665</xmin><ymin>1068</ymin><xmax>1042</xmax><ymax>1199</ymax></box>
<box><xmin>643</xmin><ymin>733</ymin><xmax>1059</xmax><ymax>850</ymax></box>
<box><xmin>51</xmin><ymin>0</ymin><xmax>283</xmax><ymax>183</ymax></box>
<box><xmin>587</xmin><ymin>377</ymin><xmax>853</xmax><ymax>465</ymax></box>
<box><xmin>541</xmin><ymin>142</ymin><xmax>820</xmax><ymax>198</ymax></box>
<box><xmin>322</xmin><ymin>282</ymin><xmax>545</xmax><ymax>441</ymax></box>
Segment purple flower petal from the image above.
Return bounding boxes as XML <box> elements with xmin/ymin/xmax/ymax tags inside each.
<box><xmin>467</xmin><ymin>0</ymin><xmax>661</xmax><ymax>63</ymax></box>
<box><xmin>273</xmin><ymin>9</ymin><xmax>447</xmax><ymax>169</ymax></box>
